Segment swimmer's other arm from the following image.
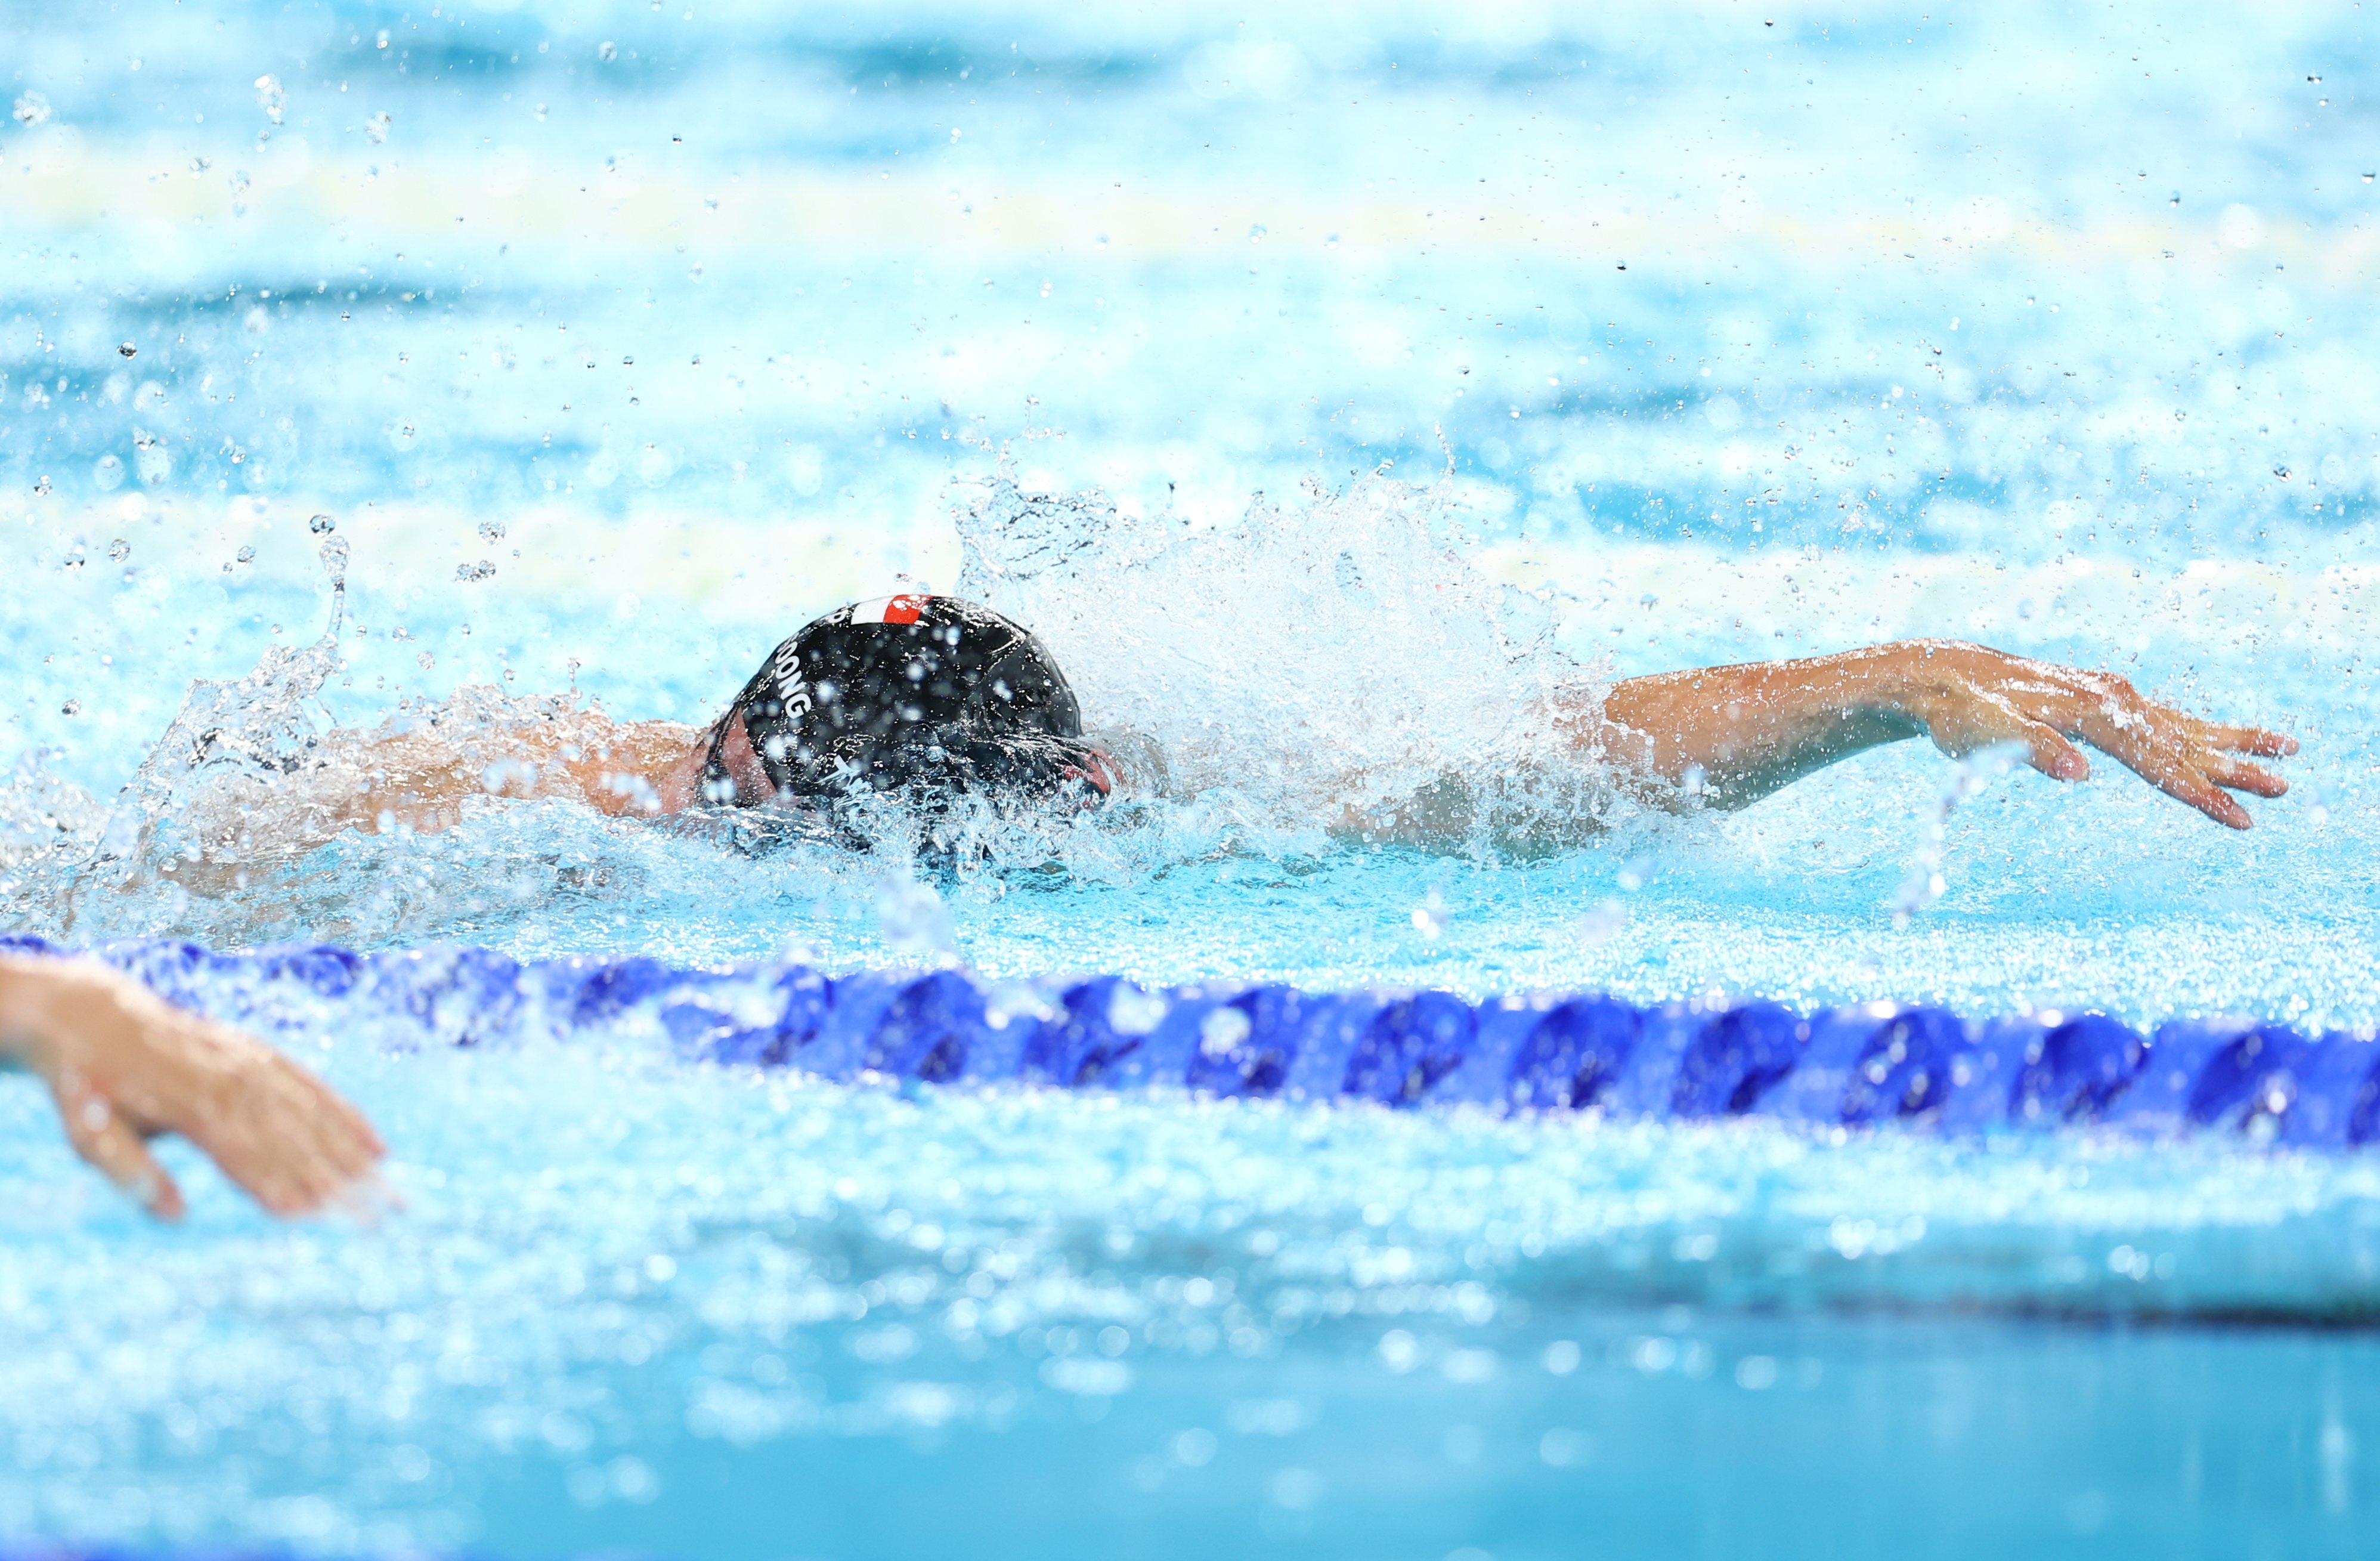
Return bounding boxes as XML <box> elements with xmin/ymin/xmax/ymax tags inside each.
<box><xmin>334</xmin><ymin>716</ymin><xmax>704</xmax><ymax>834</ymax></box>
<box><xmin>0</xmin><ymin>955</ymin><xmax>386</xmax><ymax>1219</ymax></box>
<box><xmin>1592</xmin><ymin>638</ymin><xmax>2296</xmax><ymax>829</ymax></box>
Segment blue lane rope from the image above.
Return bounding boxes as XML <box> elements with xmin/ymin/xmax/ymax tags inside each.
<box><xmin>7</xmin><ymin>934</ymin><xmax>2375</xmax><ymax>1147</ymax></box>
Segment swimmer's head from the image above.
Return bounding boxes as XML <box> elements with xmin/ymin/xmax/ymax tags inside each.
<box><xmin>700</xmin><ymin>594</ymin><xmax>1120</xmax><ymax>808</ymax></box>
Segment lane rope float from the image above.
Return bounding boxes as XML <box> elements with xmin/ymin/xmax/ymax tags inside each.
<box><xmin>7</xmin><ymin>935</ymin><xmax>2373</xmax><ymax>1147</ymax></box>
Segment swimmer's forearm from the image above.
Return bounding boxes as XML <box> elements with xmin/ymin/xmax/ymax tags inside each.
<box><xmin>1598</xmin><ymin>643</ymin><xmax>1925</xmax><ymax>808</ymax></box>
<box><xmin>1596</xmin><ymin>638</ymin><xmax>2295</xmax><ymax>829</ymax></box>
<box><xmin>332</xmin><ymin>717</ymin><xmax>700</xmax><ymax>832</ymax></box>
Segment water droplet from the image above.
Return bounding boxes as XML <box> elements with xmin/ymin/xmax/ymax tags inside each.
<box><xmin>598</xmin><ymin>40</ymin><xmax>618</xmax><ymax>61</ymax></box>
<box><xmin>456</xmin><ymin>560</ymin><xmax>496</xmax><ymax>582</ymax></box>
<box><xmin>477</xmin><ymin>519</ymin><xmax>506</xmax><ymax>542</ymax></box>
<box><xmin>116</xmin><ymin>341</ymin><xmax>137</xmax><ymax>358</ymax></box>
<box><xmin>60</xmin><ymin>548</ymin><xmax>83</xmax><ymax>570</ymax></box>
<box><xmin>107</xmin><ymin>539</ymin><xmax>129</xmax><ymax>562</ymax></box>
<box><xmin>11</xmin><ymin>92</ymin><xmax>51</xmax><ymax>127</ymax></box>
<box><xmin>366</xmin><ymin>110</ymin><xmax>392</xmax><ymax>144</ymax></box>
<box><xmin>32</xmin><ymin>475</ymin><xmax>52</xmax><ymax>497</ymax></box>
<box><xmin>417</xmin><ymin>650</ymin><xmax>436</xmax><ymax>670</ymax></box>
<box><xmin>309</xmin><ymin>513</ymin><xmax>336</xmax><ymax>534</ymax></box>
<box><xmin>59</xmin><ymin>699</ymin><xmax>81</xmax><ymax>716</ymax></box>
<box><xmin>253</xmin><ymin>74</ymin><xmax>285</xmax><ymax>125</ymax></box>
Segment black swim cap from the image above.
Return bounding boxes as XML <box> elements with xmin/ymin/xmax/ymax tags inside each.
<box><xmin>701</xmin><ymin>594</ymin><xmax>1117</xmax><ymax>807</ymax></box>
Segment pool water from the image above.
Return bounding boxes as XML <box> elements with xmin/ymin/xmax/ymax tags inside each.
<box><xmin>4</xmin><ymin>1</ymin><xmax>2379</xmax><ymax>1554</ymax></box>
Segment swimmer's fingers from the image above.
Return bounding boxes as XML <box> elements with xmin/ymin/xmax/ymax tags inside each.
<box><xmin>262</xmin><ymin>1041</ymin><xmax>386</xmax><ymax>1162</ymax></box>
<box><xmin>50</xmin><ymin>1069</ymin><xmax>185</xmax><ymax>1221</ymax></box>
<box><xmin>2062</xmin><ymin>704</ymin><xmax>2258</xmax><ymax>829</ymax></box>
<box><xmin>1915</xmin><ymin>688</ymin><xmax>2090</xmax><ymax>781</ymax></box>
<box><xmin>2021</xmin><ymin>672</ymin><xmax>2277</xmax><ymax>827</ymax></box>
<box><xmin>2008</xmin><ymin>718</ymin><xmax>2091</xmax><ymax>783</ymax></box>
<box><xmin>107</xmin><ymin>1004</ymin><xmax>389</xmax><ymax>1217</ymax></box>
<box><xmin>2186</xmin><ymin>718</ymin><xmax>2299</xmax><ymax>759</ymax></box>
<box><xmin>2149</xmin><ymin>761</ymin><xmax>2255</xmax><ymax>830</ymax></box>
<box><xmin>178</xmin><ymin>1044</ymin><xmax>388</xmax><ymax>1216</ymax></box>
<box><xmin>2201</xmin><ymin>751</ymin><xmax>2290</xmax><ymax>799</ymax></box>
<box><xmin>2065</xmin><ymin>679</ymin><xmax>2297</xmax><ymax>764</ymax></box>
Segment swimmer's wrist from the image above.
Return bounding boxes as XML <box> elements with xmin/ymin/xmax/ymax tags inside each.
<box><xmin>1849</xmin><ymin>642</ymin><xmax>1949</xmax><ymax>737</ymax></box>
<box><xmin>1866</xmin><ymin>639</ymin><xmax>2001</xmax><ymax>739</ymax></box>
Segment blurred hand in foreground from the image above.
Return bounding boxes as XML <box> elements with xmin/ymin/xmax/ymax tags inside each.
<box><xmin>0</xmin><ymin>954</ymin><xmax>386</xmax><ymax>1219</ymax></box>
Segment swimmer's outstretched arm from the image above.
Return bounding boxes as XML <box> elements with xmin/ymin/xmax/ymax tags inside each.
<box><xmin>0</xmin><ymin>955</ymin><xmax>386</xmax><ymax>1219</ymax></box>
<box><xmin>327</xmin><ymin>714</ymin><xmax>702</xmax><ymax>835</ymax></box>
<box><xmin>1593</xmin><ymin>638</ymin><xmax>2295</xmax><ymax>829</ymax></box>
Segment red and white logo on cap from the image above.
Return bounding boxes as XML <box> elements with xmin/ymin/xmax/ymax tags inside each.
<box><xmin>850</xmin><ymin>593</ymin><xmax>932</xmax><ymax>626</ymax></box>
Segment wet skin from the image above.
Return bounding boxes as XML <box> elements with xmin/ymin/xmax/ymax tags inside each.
<box><xmin>0</xmin><ymin>956</ymin><xmax>387</xmax><ymax>1220</ymax></box>
<box><xmin>1594</xmin><ymin>638</ymin><xmax>2295</xmax><ymax>829</ymax></box>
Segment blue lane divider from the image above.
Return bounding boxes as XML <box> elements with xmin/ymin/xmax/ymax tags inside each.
<box><xmin>6</xmin><ymin>933</ymin><xmax>2376</xmax><ymax>1145</ymax></box>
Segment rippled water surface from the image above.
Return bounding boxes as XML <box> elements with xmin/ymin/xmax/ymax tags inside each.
<box><xmin>4</xmin><ymin>1</ymin><xmax>2379</xmax><ymax>1554</ymax></box>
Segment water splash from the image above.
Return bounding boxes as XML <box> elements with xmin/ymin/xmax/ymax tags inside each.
<box><xmin>957</xmin><ymin>460</ymin><xmax>1626</xmax><ymax>854</ymax></box>
<box><xmin>0</xmin><ymin>752</ymin><xmax>103</xmax><ymax>868</ymax></box>
<box><xmin>1889</xmin><ymin>740</ymin><xmax>2029</xmax><ymax>928</ymax></box>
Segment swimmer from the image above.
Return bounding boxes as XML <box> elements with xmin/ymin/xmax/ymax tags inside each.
<box><xmin>331</xmin><ymin>594</ymin><xmax>2290</xmax><ymax>836</ymax></box>
<box><xmin>0</xmin><ymin>954</ymin><xmax>386</xmax><ymax>1219</ymax></box>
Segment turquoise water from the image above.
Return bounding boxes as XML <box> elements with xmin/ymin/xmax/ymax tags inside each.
<box><xmin>4</xmin><ymin>1</ymin><xmax>2379</xmax><ymax>1554</ymax></box>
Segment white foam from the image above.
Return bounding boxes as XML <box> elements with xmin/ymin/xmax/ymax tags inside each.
<box><xmin>958</xmin><ymin>463</ymin><xmax>1619</xmax><ymax>844</ymax></box>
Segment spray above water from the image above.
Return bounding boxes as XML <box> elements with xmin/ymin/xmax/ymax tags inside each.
<box><xmin>956</xmin><ymin>460</ymin><xmax>1624</xmax><ymax>852</ymax></box>
<box><xmin>1888</xmin><ymin>740</ymin><xmax>2029</xmax><ymax>928</ymax></box>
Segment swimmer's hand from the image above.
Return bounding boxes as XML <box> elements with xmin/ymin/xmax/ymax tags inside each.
<box><xmin>0</xmin><ymin>956</ymin><xmax>388</xmax><ymax>1220</ymax></box>
<box><xmin>1597</xmin><ymin>639</ymin><xmax>2295</xmax><ymax>829</ymax></box>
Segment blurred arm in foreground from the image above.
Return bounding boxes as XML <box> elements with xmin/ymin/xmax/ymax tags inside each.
<box><xmin>0</xmin><ymin>954</ymin><xmax>386</xmax><ymax>1219</ymax></box>
<box><xmin>1595</xmin><ymin>638</ymin><xmax>2295</xmax><ymax>829</ymax></box>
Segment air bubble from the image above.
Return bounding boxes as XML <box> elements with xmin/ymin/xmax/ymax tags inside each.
<box><xmin>107</xmin><ymin>539</ymin><xmax>129</xmax><ymax>562</ymax></box>
<box><xmin>309</xmin><ymin>514</ymin><xmax>336</xmax><ymax>534</ymax></box>
<box><xmin>253</xmin><ymin>74</ymin><xmax>284</xmax><ymax>125</ymax></box>
<box><xmin>598</xmin><ymin>41</ymin><xmax>618</xmax><ymax>61</ymax></box>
